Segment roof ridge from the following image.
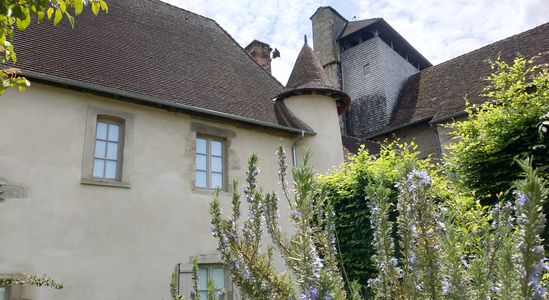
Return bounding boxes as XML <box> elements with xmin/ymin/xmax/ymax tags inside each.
<box><xmin>148</xmin><ymin>0</ymin><xmax>284</xmax><ymax>88</ymax></box>
<box><xmin>145</xmin><ymin>0</ymin><xmax>217</xmax><ymax>23</ymax></box>
<box><xmin>212</xmin><ymin>19</ymin><xmax>284</xmax><ymax>88</ymax></box>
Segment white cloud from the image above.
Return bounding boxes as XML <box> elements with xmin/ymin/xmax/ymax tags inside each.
<box><xmin>354</xmin><ymin>0</ymin><xmax>549</xmax><ymax>65</ymax></box>
<box><xmin>161</xmin><ymin>0</ymin><xmax>548</xmax><ymax>83</ymax></box>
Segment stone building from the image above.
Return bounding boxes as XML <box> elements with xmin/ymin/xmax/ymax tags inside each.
<box><xmin>311</xmin><ymin>6</ymin><xmax>549</xmax><ymax>157</ymax></box>
<box><xmin>0</xmin><ymin>1</ymin><xmax>349</xmax><ymax>299</ymax></box>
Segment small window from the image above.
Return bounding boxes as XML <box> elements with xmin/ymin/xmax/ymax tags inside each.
<box><xmin>196</xmin><ymin>137</ymin><xmax>224</xmax><ymax>189</ymax></box>
<box><xmin>92</xmin><ymin>118</ymin><xmax>124</xmax><ymax>180</ymax></box>
<box><xmin>0</xmin><ymin>286</ymin><xmax>8</xmax><ymax>300</ymax></box>
<box><xmin>291</xmin><ymin>143</ymin><xmax>298</xmax><ymax>167</ymax></box>
<box><xmin>363</xmin><ymin>63</ymin><xmax>370</xmax><ymax>76</ymax></box>
<box><xmin>198</xmin><ymin>265</ymin><xmax>226</xmax><ymax>299</ymax></box>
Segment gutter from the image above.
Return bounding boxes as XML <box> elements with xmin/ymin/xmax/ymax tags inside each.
<box><xmin>22</xmin><ymin>70</ymin><xmax>315</xmax><ymax>136</ymax></box>
<box><xmin>430</xmin><ymin>111</ymin><xmax>467</xmax><ymax>124</ymax></box>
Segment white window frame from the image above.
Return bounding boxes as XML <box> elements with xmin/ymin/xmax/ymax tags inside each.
<box><xmin>195</xmin><ymin>136</ymin><xmax>225</xmax><ymax>190</ymax></box>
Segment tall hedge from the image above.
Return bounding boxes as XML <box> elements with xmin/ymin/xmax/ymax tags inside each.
<box><xmin>447</xmin><ymin>56</ymin><xmax>549</xmax><ymax>245</ymax></box>
<box><xmin>317</xmin><ymin>142</ymin><xmax>440</xmax><ymax>290</ymax></box>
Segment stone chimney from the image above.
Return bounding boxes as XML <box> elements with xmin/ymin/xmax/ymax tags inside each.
<box><xmin>310</xmin><ymin>6</ymin><xmax>348</xmax><ymax>88</ymax></box>
<box><xmin>245</xmin><ymin>40</ymin><xmax>272</xmax><ymax>73</ymax></box>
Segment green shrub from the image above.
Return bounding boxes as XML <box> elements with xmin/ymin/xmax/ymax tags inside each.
<box><xmin>317</xmin><ymin>141</ymin><xmax>452</xmax><ymax>290</ymax></box>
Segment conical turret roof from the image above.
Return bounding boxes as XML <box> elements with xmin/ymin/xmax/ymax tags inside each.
<box><xmin>276</xmin><ymin>36</ymin><xmax>351</xmax><ymax>115</ymax></box>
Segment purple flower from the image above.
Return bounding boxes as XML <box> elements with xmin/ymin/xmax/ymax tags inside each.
<box><xmin>300</xmin><ymin>285</ymin><xmax>319</xmax><ymax>300</ymax></box>
<box><xmin>442</xmin><ymin>278</ymin><xmax>450</xmax><ymax>295</ymax></box>
<box><xmin>513</xmin><ymin>190</ymin><xmax>527</xmax><ymax>206</ymax></box>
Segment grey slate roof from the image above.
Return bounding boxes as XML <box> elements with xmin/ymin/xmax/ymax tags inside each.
<box><xmin>338</xmin><ymin>18</ymin><xmax>382</xmax><ymax>40</ymax></box>
<box><xmin>9</xmin><ymin>0</ymin><xmax>311</xmax><ymax>132</ymax></box>
<box><xmin>386</xmin><ymin>22</ymin><xmax>549</xmax><ymax>132</ymax></box>
<box><xmin>276</xmin><ymin>39</ymin><xmax>351</xmax><ymax>115</ymax></box>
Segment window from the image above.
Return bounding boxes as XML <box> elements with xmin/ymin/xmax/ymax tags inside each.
<box><xmin>198</xmin><ymin>265</ymin><xmax>226</xmax><ymax>299</ymax></box>
<box><xmin>195</xmin><ymin>137</ymin><xmax>224</xmax><ymax>189</ymax></box>
<box><xmin>81</xmin><ymin>108</ymin><xmax>133</xmax><ymax>188</ymax></box>
<box><xmin>0</xmin><ymin>286</ymin><xmax>8</xmax><ymax>300</ymax></box>
<box><xmin>363</xmin><ymin>63</ymin><xmax>371</xmax><ymax>76</ymax></box>
<box><xmin>177</xmin><ymin>261</ymin><xmax>231</xmax><ymax>300</ymax></box>
<box><xmin>291</xmin><ymin>143</ymin><xmax>298</xmax><ymax>167</ymax></box>
<box><xmin>92</xmin><ymin>118</ymin><xmax>124</xmax><ymax>180</ymax></box>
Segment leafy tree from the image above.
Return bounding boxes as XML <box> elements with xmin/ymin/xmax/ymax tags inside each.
<box><xmin>447</xmin><ymin>56</ymin><xmax>549</xmax><ymax>250</ymax></box>
<box><xmin>0</xmin><ymin>0</ymin><xmax>108</xmax><ymax>94</ymax></box>
<box><xmin>447</xmin><ymin>56</ymin><xmax>548</xmax><ymax>201</ymax></box>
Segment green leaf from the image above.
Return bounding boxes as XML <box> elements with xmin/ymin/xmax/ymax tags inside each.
<box><xmin>47</xmin><ymin>7</ymin><xmax>54</xmax><ymax>19</ymax></box>
<box><xmin>12</xmin><ymin>6</ymin><xmax>26</xmax><ymax>20</ymax></box>
<box><xmin>37</xmin><ymin>11</ymin><xmax>45</xmax><ymax>22</ymax></box>
<box><xmin>73</xmin><ymin>0</ymin><xmax>83</xmax><ymax>15</ymax></box>
<box><xmin>58</xmin><ymin>0</ymin><xmax>67</xmax><ymax>13</ymax></box>
<box><xmin>91</xmin><ymin>2</ymin><xmax>99</xmax><ymax>15</ymax></box>
<box><xmin>53</xmin><ymin>9</ymin><xmax>63</xmax><ymax>26</ymax></box>
<box><xmin>16</xmin><ymin>17</ymin><xmax>31</xmax><ymax>31</ymax></box>
<box><xmin>66</xmin><ymin>13</ymin><xmax>74</xmax><ymax>28</ymax></box>
<box><xmin>100</xmin><ymin>0</ymin><xmax>108</xmax><ymax>13</ymax></box>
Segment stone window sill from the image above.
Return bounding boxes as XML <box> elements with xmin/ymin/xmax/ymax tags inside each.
<box><xmin>80</xmin><ymin>177</ymin><xmax>131</xmax><ymax>189</ymax></box>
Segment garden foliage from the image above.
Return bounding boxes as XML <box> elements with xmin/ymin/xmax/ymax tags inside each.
<box><xmin>317</xmin><ymin>142</ymin><xmax>450</xmax><ymax>289</ymax></box>
<box><xmin>209</xmin><ymin>147</ymin><xmax>353</xmax><ymax>299</ymax></box>
<box><xmin>368</xmin><ymin>158</ymin><xmax>548</xmax><ymax>299</ymax></box>
<box><xmin>447</xmin><ymin>56</ymin><xmax>548</xmax><ymax>202</ymax></box>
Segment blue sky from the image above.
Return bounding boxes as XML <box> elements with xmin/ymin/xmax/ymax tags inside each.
<box><xmin>163</xmin><ymin>0</ymin><xmax>549</xmax><ymax>84</ymax></box>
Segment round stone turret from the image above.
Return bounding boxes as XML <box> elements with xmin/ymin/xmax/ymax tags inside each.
<box><xmin>275</xmin><ymin>36</ymin><xmax>350</xmax><ymax>172</ymax></box>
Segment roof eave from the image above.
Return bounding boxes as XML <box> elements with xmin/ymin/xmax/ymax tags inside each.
<box><xmin>22</xmin><ymin>70</ymin><xmax>315</xmax><ymax>136</ymax></box>
<box><xmin>364</xmin><ymin>116</ymin><xmax>433</xmax><ymax>139</ymax></box>
<box><xmin>275</xmin><ymin>87</ymin><xmax>351</xmax><ymax>115</ymax></box>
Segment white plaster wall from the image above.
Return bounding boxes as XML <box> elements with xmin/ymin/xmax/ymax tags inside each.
<box><xmin>0</xmin><ymin>83</ymin><xmax>326</xmax><ymax>299</ymax></box>
<box><xmin>283</xmin><ymin>94</ymin><xmax>345</xmax><ymax>173</ymax></box>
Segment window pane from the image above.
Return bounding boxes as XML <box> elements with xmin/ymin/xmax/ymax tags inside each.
<box><xmin>107</xmin><ymin>142</ymin><xmax>118</xmax><ymax>160</ymax></box>
<box><xmin>96</xmin><ymin>122</ymin><xmax>108</xmax><ymax>140</ymax></box>
<box><xmin>198</xmin><ymin>268</ymin><xmax>208</xmax><ymax>289</ymax></box>
<box><xmin>93</xmin><ymin>159</ymin><xmax>105</xmax><ymax>177</ymax></box>
<box><xmin>196</xmin><ymin>138</ymin><xmax>207</xmax><ymax>154</ymax></box>
<box><xmin>196</xmin><ymin>171</ymin><xmax>207</xmax><ymax>188</ymax></box>
<box><xmin>108</xmin><ymin>124</ymin><xmax>119</xmax><ymax>142</ymax></box>
<box><xmin>211</xmin><ymin>172</ymin><xmax>222</xmax><ymax>189</ymax></box>
<box><xmin>212</xmin><ymin>268</ymin><xmax>225</xmax><ymax>289</ymax></box>
<box><xmin>196</xmin><ymin>154</ymin><xmax>207</xmax><ymax>171</ymax></box>
<box><xmin>211</xmin><ymin>156</ymin><xmax>222</xmax><ymax>173</ymax></box>
<box><xmin>0</xmin><ymin>287</ymin><xmax>6</xmax><ymax>300</ymax></box>
<box><xmin>211</xmin><ymin>141</ymin><xmax>222</xmax><ymax>156</ymax></box>
<box><xmin>95</xmin><ymin>140</ymin><xmax>106</xmax><ymax>158</ymax></box>
<box><xmin>199</xmin><ymin>291</ymin><xmax>208</xmax><ymax>300</ymax></box>
<box><xmin>105</xmin><ymin>160</ymin><xmax>117</xmax><ymax>179</ymax></box>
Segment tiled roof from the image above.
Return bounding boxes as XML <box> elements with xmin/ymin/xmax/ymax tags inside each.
<box><xmin>342</xmin><ymin>135</ymin><xmax>380</xmax><ymax>157</ymax></box>
<box><xmin>387</xmin><ymin>22</ymin><xmax>549</xmax><ymax>130</ymax></box>
<box><xmin>277</xmin><ymin>38</ymin><xmax>351</xmax><ymax>115</ymax></box>
<box><xmin>338</xmin><ymin>18</ymin><xmax>382</xmax><ymax>40</ymax></box>
<box><xmin>9</xmin><ymin>0</ymin><xmax>311</xmax><ymax>131</ymax></box>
